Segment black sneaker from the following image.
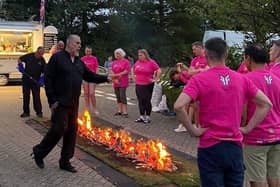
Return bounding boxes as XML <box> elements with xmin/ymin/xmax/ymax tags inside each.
<box><xmin>31</xmin><ymin>146</ymin><xmax>44</xmax><ymax>169</ymax></box>
<box><xmin>134</xmin><ymin>118</ymin><xmax>144</xmax><ymax>123</ymax></box>
<box><xmin>20</xmin><ymin>113</ymin><xmax>30</xmax><ymax>118</ymax></box>
<box><xmin>143</xmin><ymin>119</ymin><xmax>151</xmax><ymax>124</ymax></box>
<box><xmin>59</xmin><ymin>162</ymin><xmax>77</xmax><ymax>173</ymax></box>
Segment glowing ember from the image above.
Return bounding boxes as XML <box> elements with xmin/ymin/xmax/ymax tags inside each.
<box><xmin>77</xmin><ymin>110</ymin><xmax>177</xmax><ymax>172</ymax></box>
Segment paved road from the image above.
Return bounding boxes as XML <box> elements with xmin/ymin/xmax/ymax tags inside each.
<box><xmin>0</xmin><ymin>85</ymin><xmax>115</xmax><ymax>187</ymax></box>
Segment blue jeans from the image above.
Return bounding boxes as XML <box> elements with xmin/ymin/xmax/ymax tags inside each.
<box><xmin>198</xmin><ymin>141</ymin><xmax>244</xmax><ymax>187</ymax></box>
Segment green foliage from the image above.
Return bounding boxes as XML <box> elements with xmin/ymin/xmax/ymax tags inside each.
<box><xmin>226</xmin><ymin>46</ymin><xmax>243</xmax><ymax>70</ymax></box>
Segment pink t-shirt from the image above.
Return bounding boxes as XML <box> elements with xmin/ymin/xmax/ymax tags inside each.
<box><xmin>183</xmin><ymin>65</ymin><xmax>258</xmax><ymax>148</ymax></box>
<box><xmin>179</xmin><ymin>70</ymin><xmax>190</xmax><ymax>84</ymax></box>
<box><xmin>81</xmin><ymin>55</ymin><xmax>99</xmax><ymax>73</ymax></box>
<box><xmin>190</xmin><ymin>56</ymin><xmax>208</xmax><ymax>69</ymax></box>
<box><xmin>111</xmin><ymin>58</ymin><xmax>130</xmax><ymax>88</ymax></box>
<box><xmin>133</xmin><ymin>60</ymin><xmax>160</xmax><ymax>85</ymax></box>
<box><xmin>264</xmin><ymin>62</ymin><xmax>275</xmax><ymax>70</ymax></box>
<box><xmin>237</xmin><ymin>62</ymin><xmax>248</xmax><ymax>74</ymax></box>
<box><xmin>244</xmin><ymin>69</ymin><xmax>280</xmax><ymax>145</ymax></box>
<box><xmin>270</xmin><ymin>62</ymin><xmax>280</xmax><ymax>79</ymax></box>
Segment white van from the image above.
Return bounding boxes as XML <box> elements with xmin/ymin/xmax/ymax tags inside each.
<box><xmin>0</xmin><ymin>21</ymin><xmax>57</xmax><ymax>85</ymax></box>
<box><xmin>203</xmin><ymin>30</ymin><xmax>249</xmax><ymax>48</ymax></box>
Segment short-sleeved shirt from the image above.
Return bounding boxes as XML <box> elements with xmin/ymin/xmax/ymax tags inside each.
<box><xmin>190</xmin><ymin>56</ymin><xmax>208</xmax><ymax>69</ymax></box>
<box><xmin>183</xmin><ymin>65</ymin><xmax>258</xmax><ymax>148</ymax></box>
<box><xmin>133</xmin><ymin>60</ymin><xmax>160</xmax><ymax>85</ymax></box>
<box><xmin>237</xmin><ymin>62</ymin><xmax>248</xmax><ymax>74</ymax></box>
<box><xmin>111</xmin><ymin>58</ymin><xmax>130</xmax><ymax>88</ymax></box>
<box><xmin>244</xmin><ymin>69</ymin><xmax>280</xmax><ymax>145</ymax></box>
<box><xmin>19</xmin><ymin>52</ymin><xmax>46</xmax><ymax>81</ymax></box>
<box><xmin>80</xmin><ymin>55</ymin><xmax>99</xmax><ymax>73</ymax></box>
<box><xmin>264</xmin><ymin>62</ymin><xmax>275</xmax><ymax>70</ymax></box>
<box><xmin>179</xmin><ymin>70</ymin><xmax>190</xmax><ymax>84</ymax></box>
<box><xmin>270</xmin><ymin>62</ymin><xmax>280</xmax><ymax>79</ymax></box>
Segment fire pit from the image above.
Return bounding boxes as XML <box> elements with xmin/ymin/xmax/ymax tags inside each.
<box><xmin>77</xmin><ymin>110</ymin><xmax>177</xmax><ymax>172</ymax></box>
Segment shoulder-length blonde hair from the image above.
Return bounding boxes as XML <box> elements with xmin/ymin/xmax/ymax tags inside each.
<box><xmin>138</xmin><ymin>49</ymin><xmax>151</xmax><ymax>61</ymax></box>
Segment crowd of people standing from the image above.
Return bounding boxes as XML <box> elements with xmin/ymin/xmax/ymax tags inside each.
<box><xmin>16</xmin><ymin>33</ymin><xmax>280</xmax><ymax>186</ymax></box>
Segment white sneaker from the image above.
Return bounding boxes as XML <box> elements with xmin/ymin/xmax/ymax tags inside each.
<box><xmin>174</xmin><ymin>124</ymin><xmax>187</xmax><ymax>132</ymax></box>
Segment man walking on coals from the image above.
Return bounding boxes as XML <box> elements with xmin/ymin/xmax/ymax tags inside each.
<box><xmin>31</xmin><ymin>35</ymin><xmax>109</xmax><ymax>173</ymax></box>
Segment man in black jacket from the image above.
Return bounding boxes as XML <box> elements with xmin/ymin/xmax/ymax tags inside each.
<box><xmin>18</xmin><ymin>46</ymin><xmax>46</xmax><ymax>118</ymax></box>
<box><xmin>32</xmin><ymin>35</ymin><xmax>109</xmax><ymax>173</ymax></box>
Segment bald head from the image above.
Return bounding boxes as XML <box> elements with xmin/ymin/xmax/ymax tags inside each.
<box><xmin>65</xmin><ymin>35</ymin><xmax>81</xmax><ymax>57</ymax></box>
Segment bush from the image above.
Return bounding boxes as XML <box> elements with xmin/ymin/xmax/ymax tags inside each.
<box><xmin>226</xmin><ymin>46</ymin><xmax>243</xmax><ymax>70</ymax></box>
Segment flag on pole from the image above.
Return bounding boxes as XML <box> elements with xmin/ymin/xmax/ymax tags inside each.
<box><xmin>40</xmin><ymin>0</ymin><xmax>45</xmax><ymax>25</ymax></box>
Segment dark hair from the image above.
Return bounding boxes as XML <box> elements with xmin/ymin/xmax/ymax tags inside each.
<box><xmin>37</xmin><ymin>46</ymin><xmax>44</xmax><ymax>51</ymax></box>
<box><xmin>192</xmin><ymin>41</ymin><xmax>203</xmax><ymax>47</ymax></box>
<box><xmin>169</xmin><ymin>69</ymin><xmax>179</xmax><ymax>80</ymax></box>
<box><xmin>244</xmin><ymin>44</ymin><xmax>267</xmax><ymax>64</ymax></box>
<box><xmin>205</xmin><ymin>37</ymin><xmax>227</xmax><ymax>61</ymax></box>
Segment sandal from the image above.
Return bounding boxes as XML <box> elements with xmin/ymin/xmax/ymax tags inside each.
<box><xmin>122</xmin><ymin>113</ymin><xmax>128</xmax><ymax>118</ymax></box>
<box><xmin>114</xmin><ymin>112</ymin><xmax>122</xmax><ymax>116</ymax></box>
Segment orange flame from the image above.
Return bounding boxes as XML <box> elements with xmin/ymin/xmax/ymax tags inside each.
<box><xmin>77</xmin><ymin>110</ymin><xmax>176</xmax><ymax>171</ymax></box>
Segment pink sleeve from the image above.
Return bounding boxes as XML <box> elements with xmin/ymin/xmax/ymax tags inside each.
<box><xmin>152</xmin><ymin>60</ymin><xmax>160</xmax><ymax>71</ymax></box>
<box><xmin>80</xmin><ymin>56</ymin><xmax>86</xmax><ymax>62</ymax></box>
<box><xmin>95</xmin><ymin>57</ymin><xmax>99</xmax><ymax>67</ymax></box>
<box><xmin>125</xmin><ymin>59</ymin><xmax>130</xmax><ymax>71</ymax></box>
<box><xmin>190</xmin><ymin>58</ymin><xmax>196</xmax><ymax>68</ymax></box>
<box><xmin>183</xmin><ymin>77</ymin><xmax>199</xmax><ymax>101</ymax></box>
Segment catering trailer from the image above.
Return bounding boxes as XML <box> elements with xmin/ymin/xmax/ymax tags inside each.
<box><xmin>0</xmin><ymin>21</ymin><xmax>57</xmax><ymax>85</ymax></box>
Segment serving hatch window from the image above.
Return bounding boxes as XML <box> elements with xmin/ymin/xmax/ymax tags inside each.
<box><xmin>0</xmin><ymin>31</ymin><xmax>33</xmax><ymax>55</ymax></box>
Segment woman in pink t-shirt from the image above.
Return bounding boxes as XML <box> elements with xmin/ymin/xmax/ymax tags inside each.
<box><xmin>133</xmin><ymin>49</ymin><xmax>161</xmax><ymax>124</ymax></box>
<box><xmin>80</xmin><ymin>47</ymin><xmax>99</xmax><ymax>114</ymax></box>
<box><xmin>111</xmin><ymin>48</ymin><xmax>130</xmax><ymax>117</ymax></box>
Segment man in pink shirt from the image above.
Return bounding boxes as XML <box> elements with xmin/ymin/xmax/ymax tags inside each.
<box><xmin>174</xmin><ymin>38</ymin><xmax>272</xmax><ymax>187</ymax></box>
<box><xmin>270</xmin><ymin>40</ymin><xmax>280</xmax><ymax>78</ymax></box>
<box><xmin>189</xmin><ymin>42</ymin><xmax>209</xmax><ymax>75</ymax></box>
<box><xmin>243</xmin><ymin>44</ymin><xmax>280</xmax><ymax>187</ymax></box>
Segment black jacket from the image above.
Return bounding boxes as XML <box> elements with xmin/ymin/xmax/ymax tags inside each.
<box><xmin>19</xmin><ymin>52</ymin><xmax>46</xmax><ymax>82</ymax></box>
<box><xmin>45</xmin><ymin>50</ymin><xmax>108</xmax><ymax>107</ymax></box>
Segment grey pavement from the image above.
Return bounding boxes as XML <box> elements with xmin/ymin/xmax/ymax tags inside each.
<box><xmin>0</xmin><ymin>86</ymin><xmax>115</xmax><ymax>187</ymax></box>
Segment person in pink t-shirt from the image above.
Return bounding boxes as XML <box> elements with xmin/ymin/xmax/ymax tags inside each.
<box><xmin>270</xmin><ymin>40</ymin><xmax>280</xmax><ymax>78</ymax></box>
<box><xmin>237</xmin><ymin>61</ymin><xmax>248</xmax><ymax>74</ymax></box>
<box><xmin>111</xmin><ymin>48</ymin><xmax>130</xmax><ymax>117</ymax></box>
<box><xmin>174</xmin><ymin>38</ymin><xmax>272</xmax><ymax>187</ymax></box>
<box><xmin>243</xmin><ymin>44</ymin><xmax>280</xmax><ymax>186</ymax></box>
<box><xmin>133</xmin><ymin>49</ymin><xmax>161</xmax><ymax>124</ymax></box>
<box><xmin>189</xmin><ymin>42</ymin><xmax>209</xmax><ymax>75</ymax></box>
<box><xmin>80</xmin><ymin>47</ymin><xmax>99</xmax><ymax>115</ymax></box>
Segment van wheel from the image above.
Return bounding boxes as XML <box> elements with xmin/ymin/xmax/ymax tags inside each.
<box><xmin>0</xmin><ymin>75</ymin><xmax>8</xmax><ymax>86</ymax></box>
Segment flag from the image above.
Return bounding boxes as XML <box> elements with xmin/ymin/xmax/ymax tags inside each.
<box><xmin>40</xmin><ymin>0</ymin><xmax>45</xmax><ymax>25</ymax></box>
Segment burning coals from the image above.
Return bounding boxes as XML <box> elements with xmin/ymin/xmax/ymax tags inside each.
<box><xmin>77</xmin><ymin>111</ymin><xmax>177</xmax><ymax>172</ymax></box>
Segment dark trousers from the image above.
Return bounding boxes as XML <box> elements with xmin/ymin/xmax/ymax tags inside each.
<box><xmin>34</xmin><ymin>103</ymin><xmax>79</xmax><ymax>163</ymax></box>
<box><xmin>135</xmin><ymin>83</ymin><xmax>154</xmax><ymax>116</ymax></box>
<box><xmin>198</xmin><ymin>141</ymin><xmax>244</xmax><ymax>187</ymax></box>
<box><xmin>22</xmin><ymin>81</ymin><xmax>42</xmax><ymax>115</ymax></box>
